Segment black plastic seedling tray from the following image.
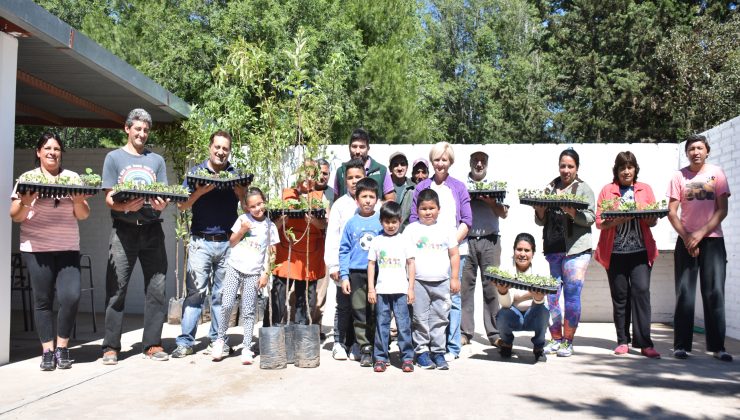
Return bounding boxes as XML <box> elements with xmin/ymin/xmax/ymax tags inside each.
<box><xmin>601</xmin><ymin>209</ymin><xmax>669</xmax><ymax>220</ymax></box>
<box><xmin>484</xmin><ymin>273</ymin><xmax>559</xmax><ymax>294</ymax></box>
<box><xmin>468</xmin><ymin>189</ymin><xmax>507</xmax><ymax>201</ymax></box>
<box><xmin>17</xmin><ymin>182</ymin><xmax>101</xmax><ymax>197</ymax></box>
<box><xmin>111</xmin><ymin>189</ymin><xmax>190</xmax><ymax>203</ymax></box>
<box><xmin>268</xmin><ymin>208</ymin><xmax>327</xmax><ymax>219</ymax></box>
<box><xmin>185</xmin><ymin>173</ymin><xmax>254</xmax><ymax>190</ymax></box>
<box><xmin>519</xmin><ymin>198</ymin><xmax>590</xmax><ymax>210</ymax></box>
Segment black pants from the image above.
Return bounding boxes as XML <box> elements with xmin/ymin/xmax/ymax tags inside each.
<box><xmin>674</xmin><ymin>237</ymin><xmax>727</xmax><ymax>352</ymax></box>
<box><xmin>264</xmin><ymin>277</ymin><xmax>317</xmax><ymax>326</ymax></box>
<box><xmin>607</xmin><ymin>251</ymin><xmax>653</xmax><ymax>348</ymax></box>
<box><xmin>23</xmin><ymin>251</ymin><xmax>81</xmax><ymax>343</ymax></box>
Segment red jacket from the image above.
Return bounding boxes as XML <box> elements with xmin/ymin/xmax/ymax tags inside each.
<box><xmin>594</xmin><ymin>181</ymin><xmax>658</xmax><ymax>270</ymax></box>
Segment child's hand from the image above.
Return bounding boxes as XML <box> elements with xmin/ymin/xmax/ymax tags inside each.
<box><xmin>407</xmin><ymin>288</ymin><xmax>415</xmax><ymax>304</ymax></box>
<box><xmin>258</xmin><ymin>273</ymin><xmax>269</xmax><ymax>288</ymax></box>
<box><xmin>450</xmin><ymin>277</ymin><xmax>461</xmax><ymax>294</ymax></box>
<box><xmin>367</xmin><ymin>289</ymin><xmax>377</xmax><ymax>304</ymax></box>
<box><xmin>341</xmin><ymin>279</ymin><xmax>351</xmax><ymax>295</ymax></box>
<box><xmin>240</xmin><ymin>219</ymin><xmax>252</xmax><ymax>233</ymax></box>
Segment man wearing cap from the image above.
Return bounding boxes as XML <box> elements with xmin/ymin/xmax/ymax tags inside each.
<box><xmin>333</xmin><ymin>128</ymin><xmax>395</xmax><ymax>202</ymax></box>
<box><xmin>461</xmin><ymin>150</ymin><xmax>509</xmax><ymax>347</ymax></box>
<box><xmin>389</xmin><ymin>152</ymin><xmax>415</xmax><ymax>228</ymax></box>
<box><xmin>411</xmin><ymin>158</ymin><xmax>429</xmax><ymax>184</ymax></box>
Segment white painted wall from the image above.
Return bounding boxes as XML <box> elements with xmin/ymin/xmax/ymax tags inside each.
<box><xmin>1</xmin><ymin>31</ymin><xmax>19</xmax><ymax>366</ymax></box>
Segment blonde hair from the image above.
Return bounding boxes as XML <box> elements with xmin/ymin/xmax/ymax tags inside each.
<box><xmin>429</xmin><ymin>141</ymin><xmax>455</xmax><ymax>165</ymax></box>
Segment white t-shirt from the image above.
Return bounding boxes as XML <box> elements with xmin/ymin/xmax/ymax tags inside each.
<box><xmin>430</xmin><ymin>180</ymin><xmax>468</xmax><ymax>255</ymax></box>
<box><xmin>228</xmin><ymin>214</ymin><xmax>279</xmax><ymax>275</ymax></box>
<box><xmin>368</xmin><ymin>233</ymin><xmax>415</xmax><ymax>294</ymax></box>
<box><xmin>403</xmin><ymin>221</ymin><xmax>458</xmax><ymax>282</ymax></box>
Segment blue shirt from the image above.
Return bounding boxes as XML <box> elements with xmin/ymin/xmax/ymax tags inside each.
<box><xmin>339</xmin><ymin>212</ymin><xmax>382</xmax><ymax>280</ymax></box>
<box><xmin>184</xmin><ymin>160</ymin><xmax>239</xmax><ymax>235</ymax></box>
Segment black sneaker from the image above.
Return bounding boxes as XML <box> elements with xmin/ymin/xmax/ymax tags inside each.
<box><xmin>40</xmin><ymin>350</ymin><xmax>55</xmax><ymax>371</ymax></box>
<box><xmin>499</xmin><ymin>342</ymin><xmax>513</xmax><ymax>358</ymax></box>
<box><xmin>360</xmin><ymin>352</ymin><xmax>373</xmax><ymax>367</ymax></box>
<box><xmin>533</xmin><ymin>348</ymin><xmax>547</xmax><ymax>363</ymax></box>
<box><xmin>55</xmin><ymin>347</ymin><xmax>72</xmax><ymax>369</ymax></box>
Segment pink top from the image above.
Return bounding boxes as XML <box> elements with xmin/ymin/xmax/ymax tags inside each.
<box><xmin>13</xmin><ymin>169</ymin><xmax>81</xmax><ymax>252</ymax></box>
<box><xmin>667</xmin><ymin>164</ymin><xmax>730</xmax><ymax>237</ymax></box>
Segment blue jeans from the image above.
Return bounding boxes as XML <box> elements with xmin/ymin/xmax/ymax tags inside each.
<box><xmin>496</xmin><ymin>304</ymin><xmax>549</xmax><ymax>349</ymax></box>
<box><xmin>446</xmin><ymin>255</ymin><xmax>465</xmax><ymax>356</ymax></box>
<box><xmin>176</xmin><ymin>237</ymin><xmax>230</xmax><ymax>348</ymax></box>
<box><xmin>374</xmin><ymin>293</ymin><xmax>413</xmax><ymax>362</ymax></box>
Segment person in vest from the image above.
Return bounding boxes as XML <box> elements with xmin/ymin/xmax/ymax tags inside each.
<box><xmin>389</xmin><ymin>152</ymin><xmax>415</xmax><ymax>229</ymax></box>
<box><xmin>333</xmin><ymin>128</ymin><xmax>395</xmax><ymax>202</ymax></box>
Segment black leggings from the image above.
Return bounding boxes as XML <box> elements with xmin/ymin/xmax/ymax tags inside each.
<box><xmin>22</xmin><ymin>251</ymin><xmax>81</xmax><ymax>343</ymax></box>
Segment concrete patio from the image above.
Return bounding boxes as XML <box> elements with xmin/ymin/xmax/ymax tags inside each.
<box><xmin>1</xmin><ymin>288</ymin><xmax>739</xmax><ymax>419</ymax></box>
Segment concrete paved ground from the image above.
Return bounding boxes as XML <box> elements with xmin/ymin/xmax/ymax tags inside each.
<box><xmin>2</xmin><ymin>287</ymin><xmax>739</xmax><ymax>419</ymax></box>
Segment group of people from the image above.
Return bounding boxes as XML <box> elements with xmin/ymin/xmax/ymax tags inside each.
<box><xmin>12</xmin><ymin>107</ymin><xmax>733</xmax><ymax>372</ymax></box>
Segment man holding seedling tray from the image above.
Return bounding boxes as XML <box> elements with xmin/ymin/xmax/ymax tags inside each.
<box><xmin>172</xmin><ymin>130</ymin><xmax>247</xmax><ymax>359</ymax></box>
<box><xmin>100</xmin><ymin>108</ymin><xmax>171</xmax><ymax>364</ymax></box>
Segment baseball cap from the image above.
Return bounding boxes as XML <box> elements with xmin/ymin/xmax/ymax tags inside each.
<box><xmin>412</xmin><ymin>158</ymin><xmax>429</xmax><ymax>171</ymax></box>
<box><xmin>389</xmin><ymin>151</ymin><xmax>408</xmax><ymax>165</ymax></box>
<box><xmin>471</xmin><ymin>150</ymin><xmax>488</xmax><ymax>159</ymax></box>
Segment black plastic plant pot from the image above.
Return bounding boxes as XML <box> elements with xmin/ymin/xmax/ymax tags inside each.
<box><xmin>519</xmin><ymin>198</ymin><xmax>589</xmax><ymax>210</ymax></box>
<box><xmin>601</xmin><ymin>209</ymin><xmax>669</xmax><ymax>220</ymax></box>
<box><xmin>111</xmin><ymin>189</ymin><xmax>190</xmax><ymax>203</ymax></box>
<box><xmin>258</xmin><ymin>326</ymin><xmax>287</xmax><ymax>369</ymax></box>
<box><xmin>185</xmin><ymin>173</ymin><xmax>254</xmax><ymax>190</ymax></box>
<box><xmin>483</xmin><ymin>273</ymin><xmax>559</xmax><ymax>295</ymax></box>
<box><xmin>284</xmin><ymin>323</ymin><xmax>296</xmax><ymax>364</ymax></box>
<box><xmin>17</xmin><ymin>182</ymin><xmax>101</xmax><ymax>198</ymax></box>
<box><xmin>293</xmin><ymin>324</ymin><xmax>321</xmax><ymax>368</ymax></box>
<box><xmin>469</xmin><ymin>189</ymin><xmax>507</xmax><ymax>201</ymax></box>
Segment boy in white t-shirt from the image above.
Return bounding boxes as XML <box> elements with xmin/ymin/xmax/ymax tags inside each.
<box><xmin>404</xmin><ymin>189</ymin><xmax>460</xmax><ymax>370</ymax></box>
<box><xmin>367</xmin><ymin>201</ymin><xmax>416</xmax><ymax>373</ymax></box>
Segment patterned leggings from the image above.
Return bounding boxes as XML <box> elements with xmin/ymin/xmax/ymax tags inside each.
<box><xmin>546</xmin><ymin>252</ymin><xmax>591</xmax><ymax>342</ymax></box>
<box><xmin>217</xmin><ymin>265</ymin><xmax>259</xmax><ymax>348</ymax></box>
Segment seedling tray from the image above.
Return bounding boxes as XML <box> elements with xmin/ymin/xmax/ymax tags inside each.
<box><xmin>185</xmin><ymin>173</ymin><xmax>254</xmax><ymax>190</ymax></box>
<box><xmin>17</xmin><ymin>182</ymin><xmax>101</xmax><ymax>197</ymax></box>
<box><xmin>484</xmin><ymin>273</ymin><xmax>559</xmax><ymax>295</ymax></box>
<box><xmin>268</xmin><ymin>208</ymin><xmax>327</xmax><ymax>219</ymax></box>
<box><xmin>601</xmin><ymin>209</ymin><xmax>669</xmax><ymax>220</ymax></box>
<box><xmin>111</xmin><ymin>189</ymin><xmax>190</xmax><ymax>203</ymax></box>
<box><xmin>519</xmin><ymin>198</ymin><xmax>589</xmax><ymax>210</ymax></box>
<box><xmin>468</xmin><ymin>189</ymin><xmax>507</xmax><ymax>201</ymax></box>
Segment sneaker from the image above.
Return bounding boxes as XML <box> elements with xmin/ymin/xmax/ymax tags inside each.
<box><xmin>490</xmin><ymin>337</ymin><xmax>503</xmax><ymax>348</ymax></box>
<box><xmin>348</xmin><ymin>343</ymin><xmax>360</xmax><ymax>361</ymax></box>
<box><xmin>444</xmin><ymin>352</ymin><xmax>459</xmax><ymax>362</ymax></box>
<box><xmin>673</xmin><ymin>349</ymin><xmax>689</xmax><ymax>359</ymax></box>
<box><xmin>402</xmin><ymin>360</ymin><xmax>414</xmax><ymax>372</ymax></box>
<box><xmin>614</xmin><ymin>344</ymin><xmax>629</xmax><ymax>355</ymax></box>
<box><xmin>171</xmin><ymin>345</ymin><xmax>194</xmax><ymax>358</ymax></box>
<box><xmin>332</xmin><ymin>343</ymin><xmax>348</xmax><ymax>360</ymax></box>
<box><xmin>211</xmin><ymin>339</ymin><xmax>226</xmax><ymax>361</ymax></box>
<box><xmin>499</xmin><ymin>341</ymin><xmax>513</xmax><ymax>358</ymax></box>
<box><xmin>432</xmin><ymin>353</ymin><xmax>449</xmax><ymax>370</ymax></box>
<box><xmin>533</xmin><ymin>348</ymin><xmax>547</xmax><ymax>362</ymax></box>
<box><xmin>713</xmin><ymin>351</ymin><xmax>733</xmax><ymax>362</ymax></box>
<box><xmin>144</xmin><ymin>346</ymin><xmax>169</xmax><ymax>361</ymax></box>
<box><xmin>373</xmin><ymin>360</ymin><xmax>387</xmax><ymax>372</ymax></box>
<box><xmin>205</xmin><ymin>341</ymin><xmax>231</xmax><ymax>357</ymax></box>
<box><xmin>241</xmin><ymin>348</ymin><xmax>254</xmax><ymax>365</ymax></box>
<box><xmin>54</xmin><ymin>347</ymin><xmax>72</xmax><ymax>369</ymax></box>
<box><xmin>416</xmin><ymin>352</ymin><xmax>436</xmax><ymax>369</ymax></box>
<box><xmin>556</xmin><ymin>341</ymin><xmax>574</xmax><ymax>357</ymax></box>
<box><xmin>544</xmin><ymin>339</ymin><xmax>561</xmax><ymax>354</ymax></box>
<box><xmin>40</xmin><ymin>350</ymin><xmax>55</xmax><ymax>371</ymax></box>
<box><xmin>641</xmin><ymin>347</ymin><xmax>661</xmax><ymax>359</ymax></box>
<box><xmin>461</xmin><ymin>335</ymin><xmax>470</xmax><ymax>346</ymax></box>
<box><xmin>102</xmin><ymin>348</ymin><xmax>118</xmax><ymax>365</ymax></box>
<box><xmin>360</xmin><ymin>349</ymin><xmax>373</xmax><ymax>367</ymax></box>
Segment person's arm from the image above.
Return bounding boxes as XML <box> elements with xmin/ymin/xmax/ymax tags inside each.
<box><xmin>105</xmin><ymin>189</ymin><xmax>146</xmax><ymax>212</ymax></box>
<box><xmin>408</xmin><ymin>184</ymin><xmax>422</xmax><ymax>223</ymax></box>
<box><xmin>382</xmin><ymin>171</ymin><xmax>395</xmax><ymax>202</ymax></box>
<box><xmin>449</xmin><ymin>245</ymin><xmax>460</xmax><ymax>293</ymax></box>
<box><xmin>71</xmin><ymin>193</ymin><xmax>90</xmax><ymax>220</ymax></box>
<box><xmin>564</xmin><ymin>182</ymin><xmax>596</xmax><ymax>227</ymax></box>
<box><xmin>230</xmin><ymin>217</ymin><xmax>251</xmax><ymax>248</ymax></box>
<box><xmin>10</xmin><ymin>192</ymin><xmax>37</xmax><ymax>222</ymax></box>
<box><xmin>534</xmin><ymin>205</ymin><xmax>546</xmax><ymax>225</ymax></box>
<box><xmin>259</xmin><ymin>245</ymin><xmax>275</xmax><ymax>288</ymax></box>
<box><xmin>367</xmin><ymin>259</ymin><xmax>377</xmax><ymax>304</ymax></box>
<box><xmin>406</xmin><ymin>257</ymin><xmax>415</xmax><ymax>304</ymax></box>
<box><xmin>338</xmin><ymin>221</ymin><xmax>353</xmax><ymax>294</ymax></box>
<box><xmin>178</xmin><ymin>182</ymin><xmax>215</xmax><ymax>211</ymax></box>
<box><xmin>686</xmin><ymin>193</ymin><xmax>729</xmax><ymax>250</ymax></box>
<box><xmin>495</xmin><ymin>283</ymin><xmax>514</xmax><ymax>309</ymax></box>
<box><xmin>324</xmin><ymin>205</ymin><xmax>341</xmax><ymax>280</ymax></box>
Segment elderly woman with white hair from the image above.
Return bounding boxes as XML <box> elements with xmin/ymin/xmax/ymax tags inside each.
<box><xmin>409</xmin><ymin>142</ymin><xmax>472</xmax><ymax>362</ymax></box>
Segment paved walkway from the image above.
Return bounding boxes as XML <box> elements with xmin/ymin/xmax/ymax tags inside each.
<box><xmin>2</xmin><ymin>288</ymin><xmax>739</xmax><ymax>419</ymax></box>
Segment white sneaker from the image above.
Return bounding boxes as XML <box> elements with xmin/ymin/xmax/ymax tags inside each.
<box><xmin>211</xmin><ymin>339</ymin><xmax>225</xmax><ymax>361</ymax></box>
<box><xmin>543</xmin><ymin>339</ymin><xmax>561</xmax><ymax>355</ymax></box>
<box><xmin>332</xmin><ymin>343</ymin><xmax>348</xmax><ymax>360</ymax></box>
<box><xmin>241</xmin><ymin>348</ymin><xmax>254</xmax><ymax>365</ymax></box>
<box><xmin>444</xmin><ymin>352</ymin><xmax>459</xmax><ymax>362</ymax></box>
<box><xmin>348</xmin><ymin>344</ymin><xmax>360</xmax><ymax>361</ymax></box>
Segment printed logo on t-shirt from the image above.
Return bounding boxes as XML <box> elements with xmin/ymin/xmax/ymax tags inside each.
<box><xmin>416</xmin><ymin>236</ymin><xmax>445</xmax><ymax>250</ymax></box>
<box><xmin>118</xmin><ymin>164</ymin><xmax>157</xmax><ymax>185</ymax></box>
<box><xmin>684</xmin><ymin>176</ymin><xmax>716</xmax><ymax>201</ymax></box>
<box><xmin>236</xmin><ymin>236</ymin><xmax>261</xmax><ymax>253</ymax></box>
<box><xmin>378</xmin><ymin>250</ymin><xmax>402</xmax><ymax>269</ymax></box>
<box><xmin>359</xmin><ymin>232</ymin><xmax>376</xmax><ymax>250</ymax></box>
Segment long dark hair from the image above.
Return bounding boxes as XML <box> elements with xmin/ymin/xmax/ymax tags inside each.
<box><xmin>34</xmin><ymin>131</ymin><xmax>64</xmax><ymax>168</ymax></box>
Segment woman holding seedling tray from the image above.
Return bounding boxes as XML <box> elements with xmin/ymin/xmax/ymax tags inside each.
<box><xmin>485</xmin><ymin>233</ymin><xmax>553</xmax><ymax>362</ymax></box>
<box><xmin>530</xmin><ymin>148</ymin><xmax>595</xmax><ymax>358</ymax></box>
<box><xmin>10</xmin><ymin>132</ymin><xmax>92</xmax><ymax>371</ymax></box>
<box><xmin>594</xmin><ymin>151</ymin><xmax>661</xmax><ymax>359</ymax></box>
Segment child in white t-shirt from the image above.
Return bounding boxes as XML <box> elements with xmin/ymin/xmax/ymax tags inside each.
<box><xmin>367</xmin><ymin>201</ymin><xmax>416</xmax><ymax>372</ymax></box>
<box><xmin>403</xmin><ymin>189</ymin><xmax>460</xmax><ymax>370</ymax></box>
<box><xmin>212</xmin><ymin>187</ymin><xmax>279</xmax><ymax>365</ymax></box>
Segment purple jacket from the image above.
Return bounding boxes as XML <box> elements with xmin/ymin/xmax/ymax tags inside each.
<box><xmin>409</xmin><ymin>176</ymin><xmax>472</xmax><ymax>229</ymax></box>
